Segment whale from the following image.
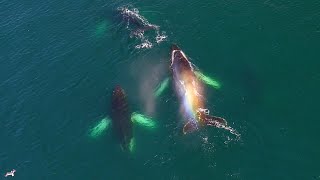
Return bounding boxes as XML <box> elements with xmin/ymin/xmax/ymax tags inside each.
<box><xmin>93</xmin><ymin>6</ymin><xmax>160</xmax><ymax>39</ymax></box>
<box><xmin>170</xmin><ymin>44</ymin><xmax>227</xmax><ymax>134</ymax></box>
<box><xmin>111</xmin><ymin>85</ymin><xmax>133</xmax><ymax>151</ymax></box>
<box><xmin>88</xmin><ymin>85</ymin><xmax>157</xmax><ymax>153</ymax></box>
<box><xmin>116</xmin><ymin>7</ymin><xmax>159</xmax><ymax>31</ymax></box>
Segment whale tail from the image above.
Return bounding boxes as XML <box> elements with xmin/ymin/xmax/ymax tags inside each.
<box><xmin>205</xmin><ymin>116</ymin><xmax>227</xmax><ymax>127</ymax></box>
<box><xmin>206</xmin><ymin>116</ymin><xmax>241</xmax><ymax>137</ymax></box>
<box><xmin>182</xmin><ymin>115</ymin><xmax>228</xmax><ymax>134</ymax></box>
<box><xmin>194</xmin><ymin>71</ymin><xmax>221</xmax><ymax>90</ymax></box>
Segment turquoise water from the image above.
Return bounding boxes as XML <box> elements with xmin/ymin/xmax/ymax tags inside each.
<box><xmin>1</xmin><ymin>0</ymin><xmax>320</xmax><ymax>179</ymax></box>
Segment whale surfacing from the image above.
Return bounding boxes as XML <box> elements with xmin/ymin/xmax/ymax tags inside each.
<box><xmin>170</xmin><ymin>45</ymin><xmax>227</xmax><ymax>134</ymax></box>
<box><xmin>111</xmin><ymin>85</ymin><xmax>133</xmax><ymax>151</ymax></box>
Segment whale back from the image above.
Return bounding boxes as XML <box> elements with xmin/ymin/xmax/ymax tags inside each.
<box><xmin>171</xmin><ymin>45</ymin><xmax>193</xmax><ymax>74</ymax></box>
<box><xmin>111</xmin><ymin>86</ymin><xmax>133</xmax><ymax>150</ymax></box>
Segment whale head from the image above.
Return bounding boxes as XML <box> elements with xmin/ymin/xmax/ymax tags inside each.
<box><xmin>170</xmin><ymin>44</ymin><xmax>193</xmax><ymax>73</ymax></box>
<box><xmin>171</xmin><ymin>44</ymin><xmax>180</xmax><ymax>51</ymax></box>
<box><xmin>113</xmin><ymin>85</ymin><xmax>125</xmax><ymax>97</ymax></box>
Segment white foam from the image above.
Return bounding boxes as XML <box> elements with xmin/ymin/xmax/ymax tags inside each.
<box><xmin>156</xmin><ymin>32</ymin><xmax>167</xmax><ymax>43</ymax></box>
<box><xmin>215</xmin><ymin>123</ymin><xmax>241</xmax><ymax>138</ymax></box>
<box><xmin>118</xmin><ymin>6</ymin><xmax>167</xmax><ymax>49</ymax></box>
<box><xmin>135</xmin><ymin>40</ymin><xmax>153</xmax><ymax>49</ymax></box>
<box><xmin>196</xmin><ymin>108</ymin><xmax>241</xmax><ymax>138</ymax></box>
<box><xmin>197</xmin><ymin>108</ymin><xmax>210</xmax><ymax>115</ymax></box>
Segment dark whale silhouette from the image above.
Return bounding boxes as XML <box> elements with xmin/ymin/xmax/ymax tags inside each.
<box><xmin>88</xmin><ymin>84</ymin><xmax>158</xmax><ymax>152</ymax></box>
<box><xmin>111</xmin><ymin>85</ymin><xmax>133</xmax><ymax>151</ymax></box>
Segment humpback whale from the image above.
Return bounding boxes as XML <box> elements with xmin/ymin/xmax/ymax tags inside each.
<box><xmin>88</xmin><ymin>85</ymin><xmax>157</xmax><ymax>153</ymax></box>
<box><xmin>114</xmin><ymin>6</ymin><xmax>166</xmax><ymax>48</ymax></box>
<box><xmin>116</xmin><ymin>7</ymin><xmax>159</xmax><ymax>34</ymax></box>
<box><xmin>111</xmin><ymin>85</ymin><xmax>133</xmax><ymax>151</ymax></box>
<box><xmin>170</xmin><ymin>45</ymin><xmax>227</xmax><ymax>134</ymax></box>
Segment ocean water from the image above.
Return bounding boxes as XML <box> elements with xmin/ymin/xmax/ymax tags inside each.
<box><xmin>1</xmin><ymin>0</ymin><xmax>320</xmax><ymax>179</ymax></box>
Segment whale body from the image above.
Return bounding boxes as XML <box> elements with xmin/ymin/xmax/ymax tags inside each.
<box><xmin>111</xmin><ymin>85</ymin><xmax>133</xmax><ymax>150</ymax></box>
<box><xmin>170</xmin><ymin>45</ymin><xmax>227</xmax><ymax>134</ymax></box>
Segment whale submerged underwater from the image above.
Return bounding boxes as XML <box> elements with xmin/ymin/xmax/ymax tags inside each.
<box><xmin>88</xmin><ymin>86</ymin><xmax>157</xmax><ymax>153</ymax></box>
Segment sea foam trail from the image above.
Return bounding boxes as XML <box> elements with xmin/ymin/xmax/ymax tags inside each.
<box><xmin>117</xmin><ymin>6</ymin><xmax>167</xmax><ymax>49</ymax></box>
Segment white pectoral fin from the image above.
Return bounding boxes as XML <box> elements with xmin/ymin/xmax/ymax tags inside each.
<box><xmin>194</xmin><ymin>71</ymin><xmax>221</xmax><ymax>89</ymax></box>
<box><xmin>88</xmin><ymin>117</ymin><xmax>112</xmax><ymax>139</ymax></box>
<box><xmin>131</xmin><ymin>112</ymin><xmax>157</xmax><ymax>130</ymax></box>
<box><xmin>153</xmin><ymin>77</ymin><xmax>170</xmax><ymax>98</ymax></box>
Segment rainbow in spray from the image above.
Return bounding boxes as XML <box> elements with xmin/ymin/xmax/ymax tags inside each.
<box><xmin>170</xmin><ymin>45</ymin><xmax>227</xmax><ymax>134</ymax></box>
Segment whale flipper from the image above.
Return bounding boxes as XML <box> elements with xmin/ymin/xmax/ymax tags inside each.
<box><xmin>131</xmin><ymin>112</ymin><xmax>157</xmax><ymax>130</ymax></box>
<box><xmin>205</xmin><ymin>116</ymin><xmax>241</xmax><ymax>137</ymax></box>
<box><xmin>194</xmin><ymin>71</ymin><xmax>221</xmax><ymax>90</ymax></box>
<box><xmin>154</xmin><ymin>77</ymin><xmax>170</xmax><ymax>98</ymax></box>
<box><xmin>88</xmin><ymin>117</ymin><xmax>112</xmax><ymax>139</ymax></box>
